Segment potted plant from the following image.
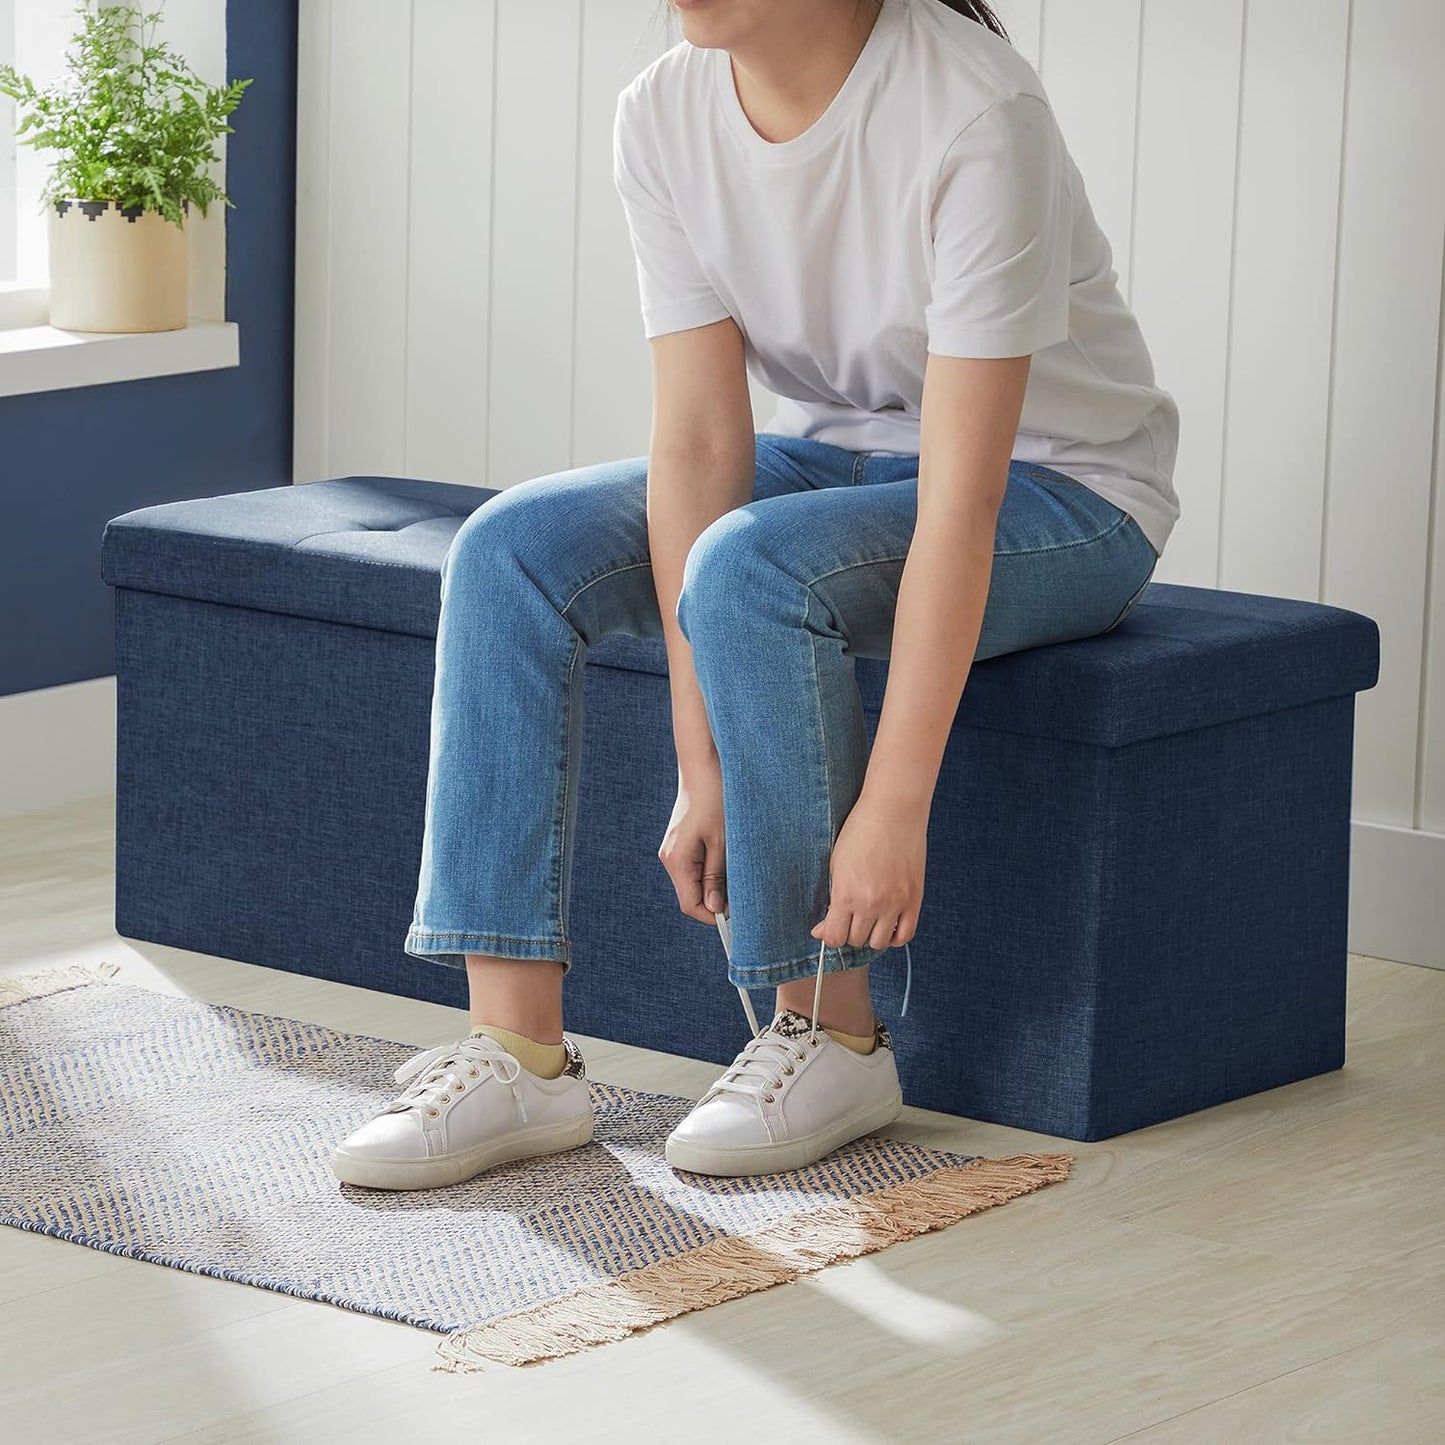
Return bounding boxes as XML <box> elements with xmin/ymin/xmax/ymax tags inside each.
<box><xmin>0</xmin><ymin>1</ymin><xmax>251</xmax><ymax>333</ymax></box>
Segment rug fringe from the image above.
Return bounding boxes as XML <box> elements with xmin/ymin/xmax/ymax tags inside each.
<box><xmin>433</xmin><ymin>1150</ymin><xmax>1073</xmax><ymax>1373</ymax></box>
<box><xmin>0</xmin><ymin>960</ymin><xmax>123</xmax><ymax>1010</ymax></box>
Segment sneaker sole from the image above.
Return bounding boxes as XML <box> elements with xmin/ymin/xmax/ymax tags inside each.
<box><xmin>329</xmin><ymin>1110</ymin><xmax>595</xmax><ymax>1191</ymax></box>
<box><xmin>663</xmin><ymin>1090</ymin><xmax>905</xmax><ymax>1178</ymax></box>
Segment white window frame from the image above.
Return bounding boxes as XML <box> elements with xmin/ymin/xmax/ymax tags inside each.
<box><xmin>0</xmin><ymin>0</ymin><xmax>238</xmax><ymax>397</ymax></box>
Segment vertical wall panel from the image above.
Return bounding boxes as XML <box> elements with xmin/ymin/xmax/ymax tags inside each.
<box><xmin>404</xmin><ymin>0</ymin><xmax>497</xmax><ymax>487</ymax></box>
<box><xmin>992</xmin><ymin>0</ymin><xmax>1042</xmax><ymax>70</ymax></box>
<box><xmin>486</xmin><ymin>0</ymin><xmax>583</xmax><ymax>490</ymax></box>
<box><xmin>1037</xmin><ymin>1</ymin><xmax>1142</xmax><ymax>296</ymax></box>
<box><xmin>571</xmin><ymin>2</ymin><xmax>673</xmax><ymax>469</ymax></box>
<box><xmin>324</xmin><ymin>0</ymin><xmax>413</xmax><ymax>478</ymax></box>
<box><xmin>1325</xmin><ymin>0</ymin><xmax>1445</xmax><ymax>825</ymax></box>
<box><xmin>1128</xmin><ymin>0</ymin><xmax>1245</xmax><ymax>586</ymax></box>
<box><xmin>1219</xmin><ymin>0</ymin><xmax>1348</xmax><ymax>600</ymax></box>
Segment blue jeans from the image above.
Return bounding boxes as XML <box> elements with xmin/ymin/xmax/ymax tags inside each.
<box><xmin>404</xmin><ymin>432</ymin><xmax>1158</xmax><ymax>990</ymax></box>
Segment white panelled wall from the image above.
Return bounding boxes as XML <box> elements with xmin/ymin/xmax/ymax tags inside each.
<box><xmin>294</xmin><ymin>0</ymin><xmax>1445</xmax><ymax>968</ymax></box>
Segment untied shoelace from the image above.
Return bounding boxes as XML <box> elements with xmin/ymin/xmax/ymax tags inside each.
<box><xmin>383</xmin><ymin>1033</ymin><xmax>531</xmax><ymax>1124</ymax></box>
<box><xmin>707</xmin><ymin>909</ymin><xmax>912</xmax><ymax>1105</ymax></box>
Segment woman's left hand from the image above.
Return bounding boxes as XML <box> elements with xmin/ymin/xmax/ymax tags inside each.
<box><xmin>809</xmin><ymin>789</ymin><xmax>927</xmax><ymax>952</ymax></box>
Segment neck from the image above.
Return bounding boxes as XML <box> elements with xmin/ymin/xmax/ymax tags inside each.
<box><xmin>707</xmin><ymin>0</ymin><xmax>885</xmax><ymax>145</ymax></box>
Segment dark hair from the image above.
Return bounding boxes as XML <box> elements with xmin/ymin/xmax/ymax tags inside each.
<box><xmin>931</xmin><ymin>1</ymin><xmax>1010</xmax><ymax>41</ymax></box>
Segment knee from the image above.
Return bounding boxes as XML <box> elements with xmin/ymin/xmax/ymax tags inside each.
<box><xmin>442</xmin><ymin>478</ymin><xmax>558</xmax><ymax>592</ymax></box>
<box><xmin>677</xmin><ymin>508</ymin><xmax>795</xmax><ymax>644</ymax></box>
<box><xmin>676</xmin><ymin>510</ymin><xmax>744</xmax><ymax>643</ymax></box>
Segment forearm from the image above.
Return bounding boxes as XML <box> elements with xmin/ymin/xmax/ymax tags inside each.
<box><xmin>646</xmin><ymin>441</ymin><xmax>756</xmax><ymax>775</ymax></box>
<box><xmin>861</xmin><ymin>490</ymin><xmax>1000</xmax><ymax>819</ymax></box>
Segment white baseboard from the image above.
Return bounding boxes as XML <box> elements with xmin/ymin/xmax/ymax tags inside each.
<box><xmin>2</xmin><ymin>678</ymin><xmax>1440</xmax><ymax>970</ymax></box>
<box><xmin>1349</xmin><ymin>821</ymin><xmax>1445</xmax><ymax>970</ymax></box>
<box><xmin>0</xmin><ymin>675</ymin><xmax>116</xmax><ymax>818</ymax></box>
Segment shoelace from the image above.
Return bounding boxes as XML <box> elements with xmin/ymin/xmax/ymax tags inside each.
<box><xmin>382</xmin><ymin>1033</ymin><xmax>530</xmax><ymax>1125</ymax></box>
<box><xmin>709</xmin><ymin>1026</ymin><xmax>817</xmax><ymax>1107</ymax></box>
<box><xmin>715</xmin><ymin>908</ymin><xmax>912</xmax><ymax>1042</ymax></box>
<box><xmin>708</xmin><ymin>909</ymin><xmax>913</xmax><ymax>1107</ymax></box>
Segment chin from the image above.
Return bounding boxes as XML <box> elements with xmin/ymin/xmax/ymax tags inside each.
<box><xmin>670</xmin><ymin>0</ymin><xmax>731</xmax><ymax>42</ymax></box>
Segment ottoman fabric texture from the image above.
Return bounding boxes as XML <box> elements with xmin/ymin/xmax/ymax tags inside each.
<box><xmin>101</xmin><ymin>475</ymin><xmax>1381</xmax><ymax>1141</ymax></box>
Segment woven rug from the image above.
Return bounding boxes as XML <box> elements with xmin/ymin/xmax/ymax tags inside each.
<box><xmin>0</xmin><ymin>962</ymin><xmax>1072</xmax><ymax>1372</ymax></box>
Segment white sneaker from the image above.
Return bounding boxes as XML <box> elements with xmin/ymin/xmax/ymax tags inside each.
<box><xmin>667</xmin><ymin>911</ymin><xmax>905</xmax><ymax>1177</ymax></box>
<box><xmin>330</xmin><ymin>1031</ymin><xmax>594</xmax><ymax>1190</ymax></box>
<box><xmin>665</xmin><ymin>1007</ymin><xmax>904</xmax><ymax>1177</ymax></box>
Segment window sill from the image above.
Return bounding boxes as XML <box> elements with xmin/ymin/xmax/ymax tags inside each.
<box><xmin>0</xmin><ymin>318</ymin><xmax>240</xmax><ymax>398</ymax></box>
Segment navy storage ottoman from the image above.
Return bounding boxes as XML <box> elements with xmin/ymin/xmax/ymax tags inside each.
<box><xmin>100</xmin><ymin>475</ymin><xmax>1381</xmax><ymax>1142</ymax></box>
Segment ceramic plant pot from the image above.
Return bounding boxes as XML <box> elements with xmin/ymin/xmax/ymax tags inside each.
<box><xmin>47</xmin><ymin>198</ymin><xmax>189</xmax><ymax>332</ymax></box>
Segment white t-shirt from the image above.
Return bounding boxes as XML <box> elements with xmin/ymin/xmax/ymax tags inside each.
<box><xmin>612</xmin><ymin>0</ymin><xmax>1181</xmax><ymax>558</ymax></box>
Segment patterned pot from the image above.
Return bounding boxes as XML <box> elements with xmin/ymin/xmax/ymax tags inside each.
<box><xmin>47</xmin><ymin>198</ymin><xmax>189</xmax><ymax>333</ymax></box>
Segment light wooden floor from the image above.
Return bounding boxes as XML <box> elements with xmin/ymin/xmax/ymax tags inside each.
<box><xmin>1</xmin><ymin>796</ymin><xmax>1440</xmax><ymax>1445</ymax></box>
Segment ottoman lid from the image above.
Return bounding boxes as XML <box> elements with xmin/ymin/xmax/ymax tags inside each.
<box><xmin>103</xmin><ymin>475</ymin><xmax>1382</xmax><ymax>749</ymax></box>
<box><xmin>592</xmin><ymin>585</ymin><xmax>1381</xmax><ymax>748</ymax></box>
<box><xmin>101</xmin><ymin>476</ymin><xmax>494</xmax><ymax>640</ymax></box>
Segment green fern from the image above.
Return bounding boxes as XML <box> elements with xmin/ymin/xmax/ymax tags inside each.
<box><xmin>0</xmin><ymin>1</ymin><xmax>253</xmax><ymax>228</ymax></box>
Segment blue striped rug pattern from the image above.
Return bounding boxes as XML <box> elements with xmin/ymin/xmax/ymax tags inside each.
<box><xmin>0</xmin><ymin>964</ymin><xmax>1072</xmax><ymax>1369</ymax></box>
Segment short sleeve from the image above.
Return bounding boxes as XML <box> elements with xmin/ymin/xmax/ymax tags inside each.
<box><xmin>612</xmin><ymin>84</ymin><xmax>732</xmax><ymax>340</ymax></box>
<box><xmin>924</xmin><ymin>92</ymin><xmax>1073</xmax><ymax>359</ymax></box>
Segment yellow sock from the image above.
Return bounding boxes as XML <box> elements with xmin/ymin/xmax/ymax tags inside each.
<box><xmin>470</xmin><ymin>1023</ymin><xmax>567</xmax><ymax>1079</ymax></box>
<box><xmin>824</xmin><ymin>1023</ymin><xmax>877</xmax><ymax>1055</ymax></box>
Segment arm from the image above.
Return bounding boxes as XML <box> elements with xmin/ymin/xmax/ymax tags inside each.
<box><xmin>611</xmin><ymin>78</ymin><xmax>755</xmax><ymax>771</ymax></box>
<box><xmin>644</xmin><ymin>312</ymin><xmax>758</xmax><ymax>927</ymax></box>
<box><xmin>811</xmin><ymin>93</ymin><xmax>1071</xmax><ymax>955</ymax></box>
<box><xmin>808</xmin><ymin>352</ymin><xmax>1030</xmax><ymax>956</ymax></box>
<box><xmin>612</xmin><ymin>80</ymin><xmax>760</xmax><ymax>923</ymax></box>
<box><xmin>809</xmin><ymin>354</ymin><xmax>1034</xmax><ymax>953</ymax></box>
<box><xmin>645</xmin><ymin>316</ymin><xmax>757</xmax><ymax>779</ymax></box>
<box><xmin>861</xmin><ymin>350</ymin><xmax>1030</xmax><ymax>819</ymax></box>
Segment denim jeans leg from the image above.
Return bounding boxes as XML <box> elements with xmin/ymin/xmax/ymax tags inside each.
<box><xmin>404</xmin><ymin>457</ymin><xmax>664</xmax><ymax>971</ymax></box>
<box><xmin>403</xmin><ymin>436</ymin><xmax>851</xmax><ymax>976</ymax></box>
<box><xmin>676</xmin><ymin>487</ymin><xmax>909</xmax><ymax>991</ymax></box>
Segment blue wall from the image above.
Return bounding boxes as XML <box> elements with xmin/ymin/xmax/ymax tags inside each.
<box><xmin>0</xmin><ymin>1</ymin><xmax>297</xmax><ymax>698</ymax></box>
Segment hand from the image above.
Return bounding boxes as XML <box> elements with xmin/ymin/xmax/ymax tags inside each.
<box><xmin>810</xmin><ymin>790</ymin><xmax>926</xmax><ymax>951</ymax></box>
<box><xmin>658</xmin><ymin>756</ymin><xmax>728</xmax><ymax>926</ymax></box>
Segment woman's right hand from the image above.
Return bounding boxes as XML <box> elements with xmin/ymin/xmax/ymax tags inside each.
<box><xmin>658</xmin><ymin>755</ymin><xmax>728</xmax><ymax>927</ymax></box>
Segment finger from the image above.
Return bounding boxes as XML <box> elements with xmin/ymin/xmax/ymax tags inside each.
<box><xmin>702</xmin><ymin>842</ymin><xmax>727</xmax><ymax>914</ymax></box>
<box><xmin>671</xmin><ymin>842</ymin><xmax>714</xmax><ymax>927</ymax></box>
<box><xmin>868</xmin><ymin>914</ymin><xmax>900</xmax><ymax>951</ymax></box>
<box><xmin>893</xmin><ymin>911</ymin><xmax>919</xmax><ymax>947</ymax></box>
<box><xmin>680</xmin><ymin>895</ymin><xmax>715</xmax><ymax>926</ymax></box>
<box><xmin>849</xmin><ymin>912</ymin><xmax>878</xmax><ymax>949</ymax></box>
<box><xmin>810</xmin><ymin>905</ymin><xmax>852</xmax><ymax>950</ymax></box>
